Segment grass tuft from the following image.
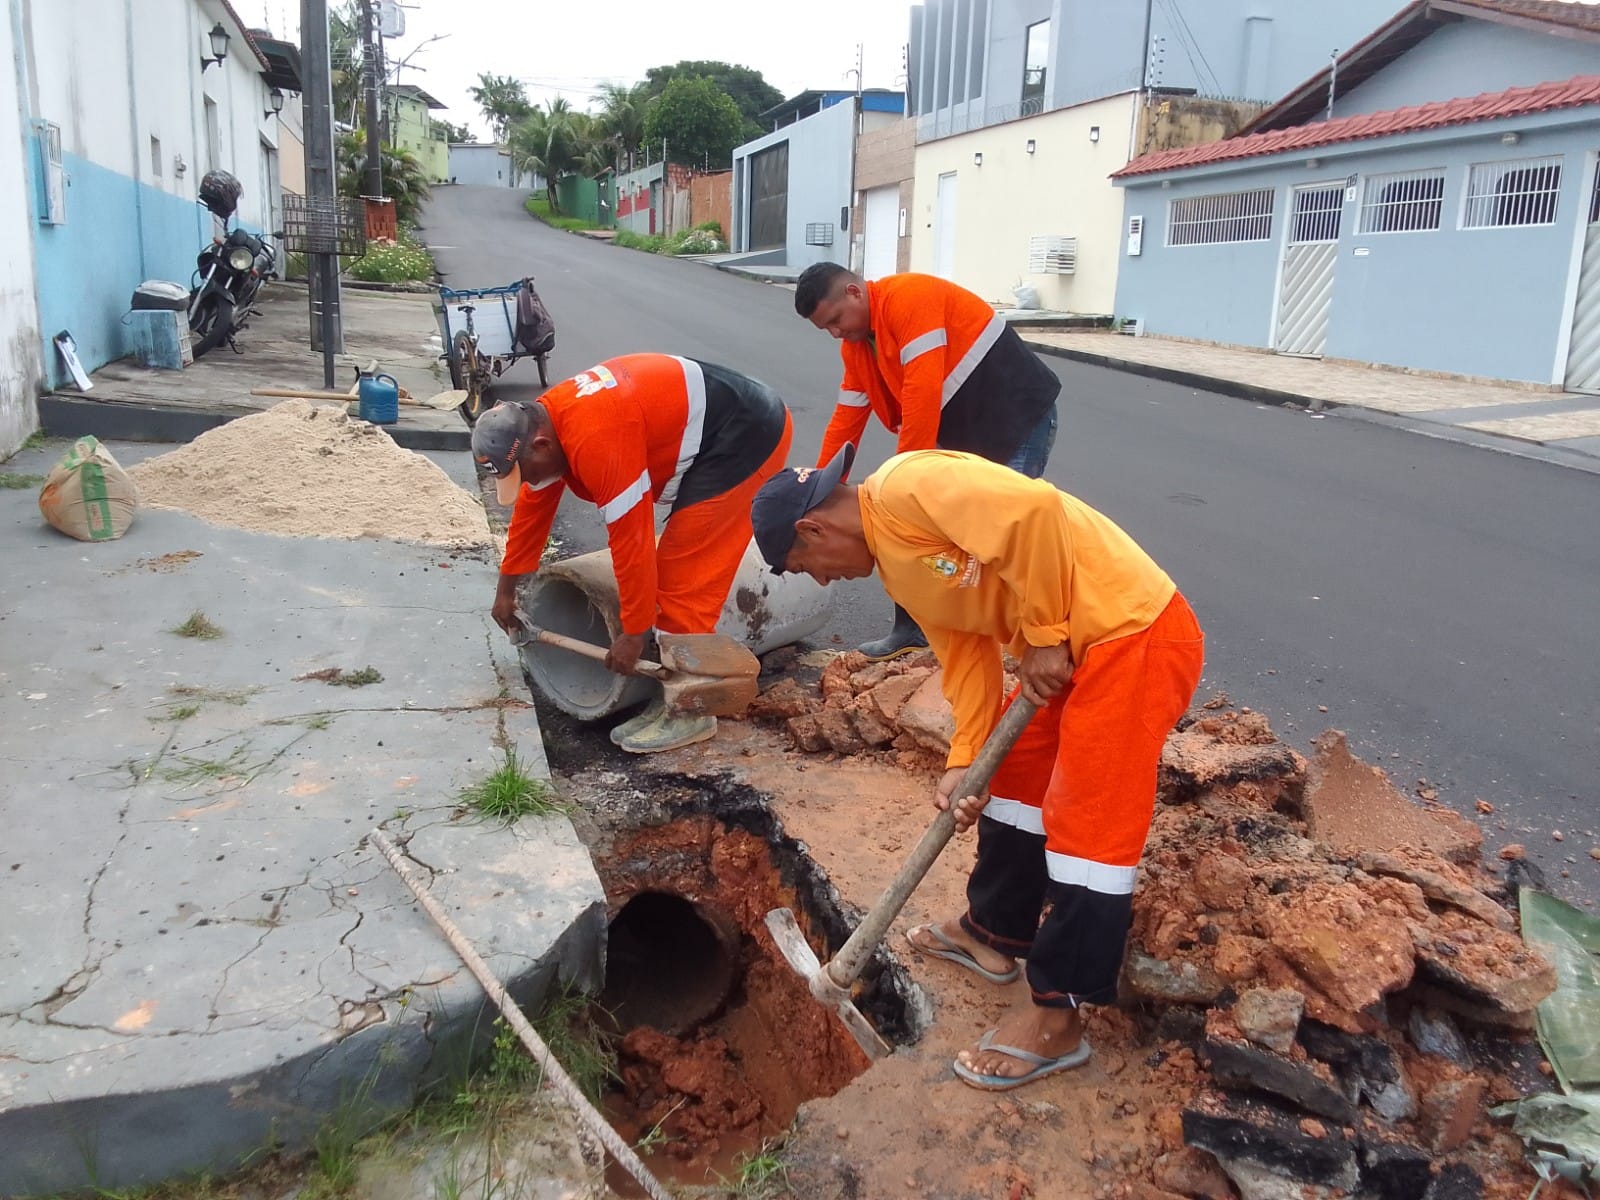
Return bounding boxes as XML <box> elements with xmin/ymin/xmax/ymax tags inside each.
<box><xmin>0</xmin><ymin>472</ymin><xmax>43</xmax><ymax>489</ymax></box>
<box><xmin>458</xmin><ymin>748</ymin><xmax>565</xmax><ymax>821</ymax></box>
<box><xmin>171</xmin><ymin>611</ymin><xmax>224</xmax><ymax>640</ymax></box>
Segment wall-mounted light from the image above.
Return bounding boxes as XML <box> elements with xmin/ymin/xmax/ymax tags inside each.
<box><xmin>1089</xmin><ymin>125</ymin><xmax>1100</xmax><ymax>144</ymax></box>
<box><xmin>973</xmin><ymin>151</ymin><xmax>983</xmax><ymax>167</ymax></box>
<box><xmin>1025</xmin><ymin>139</ymin><xmax>1036</xmax><ymax>155</ymax></box>
<box><xmin>1501</xmin><ymin>131</ymin><xmax>1521</xmax><ymax>146</ymax></box>
<box><xmin>264</xmin><ymin>87</ymin><xmax>285</xmax><ymax>118</ymax></box>
<box><xmin>1306</xmin><ymin>157</ymin><xmax>1321</xmax><ymax>168</ymax></box>
<box><xmin>174</xmin><ymin>153</ymin><xmax>188</xmax><ymax>177</ymax></box>
<box><xmin>201</xmin><ymin>22</ymin><xmax>231</xmax><ymax>72</ymax></box>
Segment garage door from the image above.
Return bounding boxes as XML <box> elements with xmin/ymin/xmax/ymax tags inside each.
<box><xmin>748</xmin><ymin>142</ymin><xmax>789</xmax><ymax>252</ymax></box>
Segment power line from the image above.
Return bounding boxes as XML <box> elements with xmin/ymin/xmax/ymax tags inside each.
<box><xmin>1160</xmin><ymin>0</ymin><xmax>1221</xmax><ymax>95</ymax></box>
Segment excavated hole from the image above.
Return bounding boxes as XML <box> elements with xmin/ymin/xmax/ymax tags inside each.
<box><xmin>533</xmin><ymin>701</ymin><xmax>923</xmax><ymax>1191</ymax></box>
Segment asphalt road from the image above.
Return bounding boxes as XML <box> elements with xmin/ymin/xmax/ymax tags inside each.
<box><xmin>423</xmin><ymin>185</ymin><xmax>1600</xmax><ymax>903</ymax></box>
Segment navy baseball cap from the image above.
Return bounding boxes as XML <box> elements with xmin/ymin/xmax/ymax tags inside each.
<box><xmin>471</xmin><ymin>402</ymin><xmax>531</xmax><ymax>506</ymax></box>
<box><xmin>752</xmin><ymin>443</ymin><xmax>855</xmax><ymax>574</ymax></box>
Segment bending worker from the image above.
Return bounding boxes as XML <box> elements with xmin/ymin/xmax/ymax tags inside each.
<box><xmin>793</xmin><ymin>263</ymin><xmax>1062</xmax><ymax>661</ymax></box>
<box><xmin>751</xmin><ymin>447</ymin><xmax>1203</xmax><ymax>1091</ymax></box>
<box><xmin>473</xmin><ymin>354</ymin><xmax>792</xmax><ymax>754</ymax></box>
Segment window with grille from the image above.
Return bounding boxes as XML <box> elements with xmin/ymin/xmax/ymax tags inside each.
<box><xmin>1167</xmin><ymin>189</ymin><xmax>1275</xmax><ymax>246</ymax></box>
<box><xmin>1462</xmin><ymin>156</ymin><xmax>1562</xmax><ymax>228</ymax></box>
<box><xmin>1359</xmin><ymin>169</ymin><xmax>1445</xmax><ymax>233</ymax></box>
<box><xmin>1289</xmin><ymin>186</ymin><xmax>1343</xmax><ymax>243</ymax></box>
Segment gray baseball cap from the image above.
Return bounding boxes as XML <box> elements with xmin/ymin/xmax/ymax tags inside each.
<box><xmin>470</xmin><ymin>402</ymin><xmax>531</xmax><ymax>506</ymax></box>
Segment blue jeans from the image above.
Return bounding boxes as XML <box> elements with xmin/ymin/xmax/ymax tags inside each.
<box><xmin>1006</xmin><ymin>403</ymin><xmax>1058</xmax><ymax>479</ymax></box>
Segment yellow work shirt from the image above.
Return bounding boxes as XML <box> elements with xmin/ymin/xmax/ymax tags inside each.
<box><xmin>857</xmin><ymin>451</ymin><xmax>1177</xmax><ymax>769</ymax></box>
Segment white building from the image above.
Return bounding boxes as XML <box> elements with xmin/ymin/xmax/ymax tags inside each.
<box><xmin>3</xmin><ymin>0</ymin><xmax>293</xmax><ymax>449</ymax></box>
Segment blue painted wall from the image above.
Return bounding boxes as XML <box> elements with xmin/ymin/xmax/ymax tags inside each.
<box><xmin>733</xmin><ymin>99</ymin><xmax>856</xmax><ymax>268</ymax></box>
<box><xmin>26</xmin><ymin>139</ymin><xmax>208</xmax><ymax>386</ymax></box>
<box><xmin>1113</xmin><ymin>115</ymin><xmax>1596</xmax><ymax>384</ymax></box>
<box><xmin>1329</xmin><ymin>20</ymin><xmax>1600</xmax><ymax>120</ymax></box>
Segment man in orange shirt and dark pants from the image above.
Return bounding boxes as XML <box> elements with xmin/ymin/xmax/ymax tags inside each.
<box><xmin>752</xmin><ymin>447</ymin><xmax>1204</xmax><ymax>1090</ymax></box>
<box><xmin>795</xmin><ymin>264</ymin><xmax>1062</xmax><ymax>660</ymax></box>
<box><xmin>473</xmin><ymin>354</ymin><xmax>792</xmax><ymax>753</ymax></box>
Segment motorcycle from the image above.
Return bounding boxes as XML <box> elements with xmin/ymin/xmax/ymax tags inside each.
<box><xmin>188</xmin><ymin>170</ymin><xmax>279</xmax><ymax>360</ymax></box>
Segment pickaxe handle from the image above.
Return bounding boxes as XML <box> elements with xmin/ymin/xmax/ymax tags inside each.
<box><xmin>823</xmin><ymin>696</ymin><xmax>1040</xmax><ymax>990</ymax></box>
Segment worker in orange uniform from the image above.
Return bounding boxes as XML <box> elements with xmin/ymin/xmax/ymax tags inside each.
<box><xmin>473</xmin><ymin>354</ymin><xmax>793</xmax><ymax>754</ymax></box>
<box><xmin>793</xmin><ymin>263</ymin><xmax>1062</xmax><ymax>661</ymax></box>
<box><xmin>751</xmin><ymin>446</ymin><xmax>1203</xmax><ymax>1091</ymax></box>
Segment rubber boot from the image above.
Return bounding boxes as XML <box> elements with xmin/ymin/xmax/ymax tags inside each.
<box><xmin>858</xmin><ymin>604</ymin><xmax>929</xmax><ymax>662</ymax></box>
<box><xmin>609</xmin><ymin>701</ymin><xmax>662</xmax><ymax>747</ymax></box>
<box><xmin>617</xmin><ymin>703</ymin><xmax>718</xmax><ymax>754</ymax></box>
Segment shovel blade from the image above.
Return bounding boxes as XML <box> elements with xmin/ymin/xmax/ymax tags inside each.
<box><xmin>657</xmin><ymin>634</ymin><xmax>760</xmax><ymax>718</ymax></box>
<box><xmin>764</xmin><ymin>908</ymin><xmax>891</xmax><ymax>1062</ymax></box>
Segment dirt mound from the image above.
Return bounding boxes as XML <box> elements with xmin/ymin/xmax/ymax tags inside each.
<box><xmin>128</xmin><ymin>400</ymin><xmax>490</xmax><ymax>548</ymax></box>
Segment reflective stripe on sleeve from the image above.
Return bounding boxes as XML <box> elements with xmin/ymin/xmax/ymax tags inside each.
<box><xmin>601</xmin><ymin>469</ymin><xmax>652</xmax><ymax>524</ymax></box>
<box><xmin>900</xmin><ymin>327</ymin><xmax>948</xmax><ymax>366</ymax></box>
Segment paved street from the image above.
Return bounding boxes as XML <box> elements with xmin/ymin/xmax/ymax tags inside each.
<box><xmin>425</xmin><ymin>185</ymin><xmax>1600</xmax><ymax>902</ymax></box>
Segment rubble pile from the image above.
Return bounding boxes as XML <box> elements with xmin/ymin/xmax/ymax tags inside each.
<box><xmin>749</xmin><ymin>661</ymin><xmax>1558</xmax><ymax>1199</ymax></box>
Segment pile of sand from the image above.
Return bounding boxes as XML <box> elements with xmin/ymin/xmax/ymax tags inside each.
<box><xmin>128</xmin><ymin>400</ymin><xmax>490</xmax><ymax>548</ymax></box>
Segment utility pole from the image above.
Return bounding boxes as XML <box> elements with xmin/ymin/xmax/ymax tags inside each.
<box><xmin>301</xmin><ymin>0</ymin><xmax>342</xmax><ymax>378</ymax></box>
<box><xmin>360</xmin><ymin>0</ymin><xmax>384</xmax><ymax>198</ymax></box>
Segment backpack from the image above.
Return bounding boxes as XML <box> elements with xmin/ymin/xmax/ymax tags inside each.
<box><xmin>515</xmin><ymin>277</ymin><xmax>556</xmax><ymax>356</ymax></box>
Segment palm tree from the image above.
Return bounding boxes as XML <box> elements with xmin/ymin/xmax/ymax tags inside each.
<box><xmin>595</xmin><ymin>82</ymin><xmax>651</xmax><ymax>172</ymax></box>
<box><xmin>510</xmin><ymin>100</ymin><xmax>588</xmax><ymax>212</ymax></box>
<box><xmin>336</xmin><ymin>132</ymin><xmax>432</xmax><ymax>225</ymax></box>
<box><xmin>468</xmin><ymin>73</ymin><xmax>531</xmax><ymax>143</ymax></box>
<box><xmin>328</xmin><ymin>2</ymin><xmax>362</xmax><ymax>127</ymax></box>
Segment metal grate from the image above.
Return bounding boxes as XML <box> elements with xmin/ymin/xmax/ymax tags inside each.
<box><xmin>1167</xmin><ymin>188</ymin><xmax>1274</xmax><ymax>246</ymax></box>
<box><xmin>280</xmin><ymin>194</ymin><xmax>368</xmax><ymax>256</ymax></box>
<box><xmin>1463</xmin><ymin>155</ymin><xmax>1563</xmax><ymax>228</ymax></box>
<box><xmin>1126</xmin><ymin>214</ymin><xmax>1145</xmax><ymax>256</ymax></box>
<box><xmin>1289</xmin><ymin>185</ymin><xmax>1344</xmax><ymax>244</ymax></box>
<box><xmin>1359</xmin><ymin>169</ymin><xmax>1444</xmax><ymax>234</ymax></box>
<box><xmin>1028</xmin><ymin>235</ymin><xmax>1077</xmax><ymax>274</ymax></box>
<box><xmin>804</xmin><ymin>222</ymin><xmax>834</xmax><ymax>246</ymax></box>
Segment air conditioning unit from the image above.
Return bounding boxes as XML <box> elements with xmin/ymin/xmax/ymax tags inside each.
<box><xmin>1028</xmin><ymin>235</ymin><xmax>1076</xmax><ymax>274</ymax></box>
<box><xmin>34</xmin><ymin>120</ymin><xmax>65</xmax><ymax>225</ymax></box>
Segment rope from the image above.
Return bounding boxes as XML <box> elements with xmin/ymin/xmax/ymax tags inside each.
<box><xmin>368</xmin><ymin>830</ymin><xmax>675</xmax><ymax>1200</ymax></box>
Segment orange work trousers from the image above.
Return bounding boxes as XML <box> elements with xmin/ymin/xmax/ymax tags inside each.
<box><xmin>653</xmin><ymin>411</ymin><xmax>794</xmax><ymax>635</ymax></box>
<box><xmin>960</xmin><ymin>591</ymin><xmax>1205</xmax><ymax>1006</ymax></box>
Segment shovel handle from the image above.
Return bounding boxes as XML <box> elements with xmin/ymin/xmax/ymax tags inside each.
<box><xmin>824</xmin><ymin>696</ymin><xmax>1040</xmax><ymax>990</ymax></box>
<box><xmin>513</xmin><ymin>618</ymin><xmax>670</xmax><ymax>681</ymax></box>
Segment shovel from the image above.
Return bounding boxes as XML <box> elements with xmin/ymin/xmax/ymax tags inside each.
<box><xmin>512</xmin><ymin>612</ymin><xmax>759</xmax><ymax>718</ymax></box>
<box><xmin>766</xmin><ymin>696</ymin><xmax>1040</xmax><ymax>1060</ymax></box>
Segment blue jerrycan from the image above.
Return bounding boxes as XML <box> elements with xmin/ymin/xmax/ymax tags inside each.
<box><xmin>357</xmin><ymin>372</ymin><xmax>400</xmax><ymax>425</ymax></box>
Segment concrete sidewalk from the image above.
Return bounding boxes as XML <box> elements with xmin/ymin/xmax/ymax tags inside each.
<box><xmin>40</xmin><ymin>283</ymin><xmax>470</xmax><ymax>452</ymax></box>
<box><xmin>0</xmin><ymin>441</ymin><xmax>602</xmax><ymax>1194</ymax></box>
<box><xmin>1024</xmin><ymin>329</ymin><xmax>1600</xmax><ymax>467</ymax></box>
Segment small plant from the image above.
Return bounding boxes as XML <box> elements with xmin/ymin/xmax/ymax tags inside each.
<box><xmin>160</xmin><ymin>746</ymin><xmax>257</xmax><ymax>785</ymax></box>
<box><xmin>296</xmin><ymin>666</ymin><xmax>384</xmax><ymax>687</ymax></box>
<box><xmin>723</xmin><ymin>1143</ymin><xmax>790</xmax><ymax>1198</ymax></box>
<box><xmin>20</xmin><ymin>429</ymin><xmax>51</xmax><ymax>454</ymax></box>
<box><xmin>169</xmin><ymin>683</ymin><xmax>258</xmax><ymax>705</ymax></box>
<box><xmin>171</xmin><ymin>611</ymin><xmax>224</xmax><ymax>640</ymax></box>
<box><xmin>531</xmin><ymin>987</ymin><xmax>616</xmax><ymax>1104</ymax></box>
<box><xmin>459</xmin><ymin>748</ymin><xmax>565</xmax><ymax>821</ymax></box>
<box><xmin>524</xmin><ymin>195</ymin><xmax>603</xmax><ymax>232</ymax></box>
<box><xmin>305</xmin><ymin>714</ymin><xmax>333</xmax><ymax>731</ymax></box>
<box><xmin>344</xmin><ymin>232</ymin><xmax>435</xmax><ymax>283</ymax></box>
<box><xmin>167</xmin><ymin>704</ymin><xmax>201</xmax><ymax>721</ymax></box>
<box><xmin>0</xmin><ymin>471</ymin><xmax>43</xmax><ymax>489</ymax></box>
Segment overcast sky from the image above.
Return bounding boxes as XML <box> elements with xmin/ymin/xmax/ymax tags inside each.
<box><xmin>247</xmin><ymin>0</ymin><xmax>914</xmax><ymax>137</ymax></box>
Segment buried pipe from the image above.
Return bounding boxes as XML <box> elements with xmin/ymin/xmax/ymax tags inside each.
<box><xmin>600</xmin><ymin>890</ymin><xmax>740</xmax><ymax>1035</ymax></box>
<box><xmin>520</xmin><ymin>542</ymin><xmax>832</xmax><ymax>722</ymax></box>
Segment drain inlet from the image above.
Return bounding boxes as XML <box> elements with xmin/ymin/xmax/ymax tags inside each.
<box><xmin>601</xmin><ymin>890</ymin><xmax>737</xmax><ymax>1036</ymax></box>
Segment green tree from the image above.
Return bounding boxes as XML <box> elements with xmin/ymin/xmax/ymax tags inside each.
<box><xmin>642</xmin><ymin>77</ymin><xmax>744</xmax><ymax>170</ymax></box>
<box><xmin>436</xmin><ymin>120</ymin><xmax>476</xmax><ymax>143</ymax></box>
<box><xmin>509</xmin><ymin>100</ymin><xmax>586</xmax><ymax>212</ymax></box>
<box><xmin>328</xmin><ymin>2</ymin><xmax>362</xmax><ymax>127</ymax></box>
<box><xmin>469</xmin><ymin>73</ymin><xmax>532</xmax><ymax>143</ymax></box>
<box><xmin>336</xmin><ymin>132</ymin><xmax>432</xmax><ymax>225</ymax></box>
<box><xmin>643</xmin><ymin>60</ymin><xmax>782</xmax><ymax>143</ymax></box>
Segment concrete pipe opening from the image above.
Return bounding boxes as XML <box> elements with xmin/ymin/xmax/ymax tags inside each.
<box><xmin>521</xmin><ymin>568</ymin><xmax>653</xmax><ymax>722</ymax></box>
<box><xmin>601</xmin><ymin>891</ymin><xmax>737</xmax><ymax>1036</ymax></box>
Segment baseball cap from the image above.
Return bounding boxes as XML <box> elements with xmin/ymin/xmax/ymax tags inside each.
<box><xmin>751</xmin><ymin>443</ymin><xmax>855</xmax><ymax>574</ymax></box>
<box><xmin>471</xmin><ymin>402</ymin><xmax>531</xmax><ymax>506</ymax></box>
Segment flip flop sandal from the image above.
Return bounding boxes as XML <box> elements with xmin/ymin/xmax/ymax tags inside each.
<box><xmin>952</xmin><ymin>1028</ymin><xmax>1093</xmax><ymax>1092</ymax></box>
<box><xmin>904</xmin><ymin>924</ymin><xmax>1020</xmax><ymax>985</ymax></box>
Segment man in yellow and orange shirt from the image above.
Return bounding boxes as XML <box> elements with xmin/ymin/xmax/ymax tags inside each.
<box><xmin>752</xmin><ymin>447</ymin><xmax>1203</xmax><ymax>1091</ymax></box>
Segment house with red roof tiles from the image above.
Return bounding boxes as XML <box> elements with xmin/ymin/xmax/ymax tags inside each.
<box><xmin>1109</xmin><ymin>0</ymin><xmax>1600</xmax><ymax>388</ymax></box>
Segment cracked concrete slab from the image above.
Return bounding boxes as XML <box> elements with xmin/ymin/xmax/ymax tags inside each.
<box><xmin>0</xmin><ymin>469</ymin><xmax>602</xmax><ymax>1195</ymax></box>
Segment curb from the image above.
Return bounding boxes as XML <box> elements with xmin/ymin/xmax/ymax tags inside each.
<box><xmin>1021</xmin><ymin>338</ymin><xmax>1329</xmax><ymax>413</ymax></box>
<box><xmin>40</xmin><ymin>394</ymin><xmax>472</xmax><ymax>452</ymax></box>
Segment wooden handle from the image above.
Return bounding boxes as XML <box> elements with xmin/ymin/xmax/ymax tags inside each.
<box><xmin>525</xmin><ymin>625</ymin><xmax>670</xmax><ymax>680</ymax></box>
<box><xmin>250</xmin><ymin>387</ymin><xmax>361</xmax><ymax>401</ymax></box>
<box><xmin>824</xmin><ymin>697</ymin><xmax>1040</xmax><ymax>989</ymax></box>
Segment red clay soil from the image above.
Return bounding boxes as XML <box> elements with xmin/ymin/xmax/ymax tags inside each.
<box><xmin>632</xmin><ymin>687</ymin><xmax>1562</xmax><ymax>1200</ymax></box>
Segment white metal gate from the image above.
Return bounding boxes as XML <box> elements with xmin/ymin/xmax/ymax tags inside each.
<box><xmin>1563</xmin><ymin>163</ymin><xmax>1600</xmax><ymax>392</ymax></box>
<box><xmin>1274</xmin><ymin>184</ymin><xmax>1343</xmax><ymax>357</ymax></box>
<box><xmin>862</xmin><ymin>186</ymin><xmax>899</xmax><ymax>280</ymax></box>
<box><xmin>934</xmin><ymin>172</ymin><xmax>958</xmax><ymax>280</ymax></box>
